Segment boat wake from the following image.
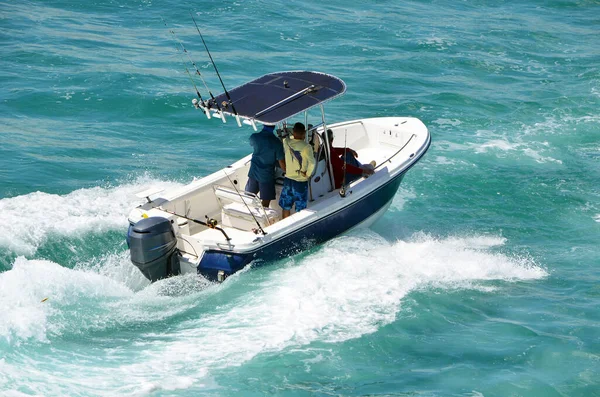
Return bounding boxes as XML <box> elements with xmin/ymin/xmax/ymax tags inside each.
<box><xmin>235</xmin><ymin>231</ymin><xmax>547</xmax><ymax>346</ymax></box>
<box><xmin>0</xmin><ymin>176</ymin><xmax>183</xmax><ymax>259</ymax></box>
<box><xmin>0</xmin><ymin>227</ymin><xmax>547</xmax><ymax>394</ymax></box>
<box><xmin>0</xmin><ymin>176</ymin><xmax>548</xmax><ymax>395</ymax></box>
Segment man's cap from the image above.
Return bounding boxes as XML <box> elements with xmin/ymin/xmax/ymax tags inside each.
<box><xmin>262</xmin><ymin>124</ymin><xmax>275</xmax><ymax>132</ymax></box>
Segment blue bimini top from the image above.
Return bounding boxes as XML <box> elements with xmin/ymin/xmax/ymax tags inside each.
<box><xmin>206</xmin><ymin>71</ymin><xmax>346</xmax><ymax>125</ymax></box>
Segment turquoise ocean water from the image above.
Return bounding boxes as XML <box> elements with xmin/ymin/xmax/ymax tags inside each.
<box><xmin>1</xmin><ymin>0</ymin><xmax>599</xmax><ymax>395</ymax></box>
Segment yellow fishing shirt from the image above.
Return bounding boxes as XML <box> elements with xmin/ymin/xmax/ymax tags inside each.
<box><xmin>283</xmin><ymin>137</ymin><xmax>316</xmax><ymax>182</ymax></box>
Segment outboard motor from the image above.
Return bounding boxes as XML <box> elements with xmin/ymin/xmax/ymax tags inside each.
<box><xmin>128</xmin><ymin>217</ymin><xmax>180</xmax><ymax>282</ymax></box>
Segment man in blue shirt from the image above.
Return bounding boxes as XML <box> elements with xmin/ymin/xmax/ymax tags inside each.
<box><xmin>245</xmin><ymin>124</ymin><xmax>286</xmax><ymax>207</ymax></box>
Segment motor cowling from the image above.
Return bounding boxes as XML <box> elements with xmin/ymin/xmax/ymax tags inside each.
<box><xmin>128</xmin><ymin>217</ymin><xmax>180</xmax><ymax>282</ymax></box>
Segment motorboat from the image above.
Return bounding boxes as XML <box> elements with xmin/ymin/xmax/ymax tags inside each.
<box><xmin>126</xmin><ymin>71</ymin><xmax>430</xmax><ymax>282</ymax></box>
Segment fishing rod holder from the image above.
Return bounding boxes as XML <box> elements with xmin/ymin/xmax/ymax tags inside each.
<box><xmin>192</xmin><ymin>98</ymin><xmax>212</xmax><ymax>119</ymax></box>
<box><xmin>193</xmin><ymin>98</ymin><xmax>230</xmax><ymax>123</ymax></box>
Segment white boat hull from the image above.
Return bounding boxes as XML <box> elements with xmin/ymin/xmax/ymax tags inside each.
<box><xmin>127</xmin><ymin>117</ymin><xmax>430</xmax><ymax>281</ymax></box>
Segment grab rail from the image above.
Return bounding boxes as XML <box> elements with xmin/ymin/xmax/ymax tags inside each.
<box><xmin>340</xmin><ymin>133</ymin><xmax>417</xmax><ymax>193</ymax></box>
<box><xmin>373</xmin><ymin>133</ymin><xmax>417</xmax><ymax>171</ymax></box>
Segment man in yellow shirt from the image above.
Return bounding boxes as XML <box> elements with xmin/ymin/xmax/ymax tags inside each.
<box><xmin>279</xmin><ymin>122</ymin><xmax>316</xmax><ymax>219</ymax></box>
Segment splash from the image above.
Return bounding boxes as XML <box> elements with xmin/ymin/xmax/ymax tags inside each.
<box><xmin>0</xmin><ymin>256</ymin><xmax>206</xmax><ymax>346</ymax></box>
<box><xmin>0</xmin><ymin>232</ymin><xmax>547</xmax><ymax>394</ymax></box>
<box><xmin>0</xmin><ymin>177</ymin><xmax>183</xmax><ymax>256</ymax></box>
<box><xmin>108</xmin><ymin>233</ymin><xmax>547</xmax><ymax>384</ymax></box>
<box><xmin>0</xmin><ymin>257</ymin><xmax>133</xmax><ymax>344</ymax></box>
<box><xmin>77</xmin><ymin>251</ymin><xmax>151</xmax><ymax>292</ymax></box>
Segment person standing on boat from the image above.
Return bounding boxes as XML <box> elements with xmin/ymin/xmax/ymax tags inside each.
<box><xmin>280</xmin><ymin>122</ymin><xmax>316</xmax><ymax>219</ymax></box>
<box><xmin>245</xmin><ymin>124</ymin><xmax>286</xmax><ymax>207</ymax></box>
<box><xmin>325</xmin><ymin>129</ymin><xmax>375</xmax><ymax>188</ymax></box>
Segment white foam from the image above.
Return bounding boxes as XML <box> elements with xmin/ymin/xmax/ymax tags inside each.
<box><xmin>436</xmin><ymin>135</ymin><xmax>563</xmax><ymax>165</ymax></box>
<box><xmin>428</xmin><ymin>233</ymin><xmax>507</xmax><ymax>250</ymax></box>
<box><xmin>0</xmin><ymin>232</ymin><xmax>547</xmax><ymax>394</ymax></box>
<box><xmin>471</xmin><ymin>138</ymin><xmax>562</xmax><ymax>164</ymax></box>
<box><xmin>432</xmin><ymin>118</ymin><xmax>462</xmax><ymax>127</ymax></box>
<box><xmin>594</xmin><ymin>214</ymin><xmax>600</xmax><ymax>223</ymax></box>
<box><xmin>79</xmin><ymin>251</ymin><xmax>151</xmax><ymax>292</ymax></box>
<box><xmin>418</xmin><ymin>36</ymin><xmax>455</xmax><ymax>50</ymax></box>
<box><xmin>0</xmin><ymin>176</ymin><xmax>183</xmax><ymax>256</ymax></box>
<box><xmin>1</xmin><ymin>391</ymin><xmax>36</xmax><ymax>397</ymax></box>
<box><xmin>433</xmin><ymin>155</ymin><xmax>459</xmax><ymax>165</ymax></box>
<box><xmin>390</xmin><ymin>186</ymin><xmax>416</xmax><ymax>211</ymax></box>
<box><xmin>521</xmin><ymin>148</ymin><xmax>563</xmax><ymax>164</ymax></box>
<box><xmin>474</xmin><ymin>139</ymin><xmax>518</xmax><ymax>153</ymax></box>
<box><xmin>522</xmin><ymin>114</ymin><xmax>600</xmax><ymax>136</ymax></box>
<box><xmin>0</xmin><ymin>257</ymin><xmax>133</xmax><ymax>344</ymax></box>
<box><xmin>105</xmin><ymin>232</ymin><xmax>546</xmax><ymax>386</ymax></box>
<box><xmin>432</xmin><ymin>140</ymin><xmax>470</xmax><ymax>152</ymax></box>
<box><xmin>0</xmin><ymin>254</ymin><xmax>207</xmax><ymax>346</ymax></box>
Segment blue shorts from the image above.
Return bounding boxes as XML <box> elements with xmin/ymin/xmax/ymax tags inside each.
<box><xmin>278</xmin><ymin>178</ymin><xmax>308</xmax><ymax>211</ymax></box>
<box><xmin>245</xmin><ymin>177</ymin><xmax>276</xmax><ymax>201</ymax></box>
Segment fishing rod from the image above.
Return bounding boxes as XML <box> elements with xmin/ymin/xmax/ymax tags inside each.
<box><xmin>340</xmin><ymin>129</ymin><xmax>348</xmax><ymax>197</ymax></box>
<box><xmin>320</xmin><ymin>105</ymin><xmax>335</xmax><ymax>192</ymax></box>
<box><xmin>148</xmin><ymin>205</ymin><xmax>232</xmax><ymax>241</ymax></box>
<box><xmin>161</xmin><ymin>19</ymin><xmax>206</xmax><ymax>110</ymax></box>
<box><xmin>306</xmin><ymin>113</ymin><xmax>314</xmax><ymax>202</ymax></box>
<box><xmin>190</xmin><ymin>11</ymin><xmax>242</xmax><ymax>127</ymax></box>
<box><xmin>161</xmin><ymin>17</ymin><xmax>227</xmax><ymax>122</ymax></box>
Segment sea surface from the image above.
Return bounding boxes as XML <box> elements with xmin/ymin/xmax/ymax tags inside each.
<box><xmin>1</xmin><ymin>0</ymin><xmax>599</xmax><ymax>396</ymax></box>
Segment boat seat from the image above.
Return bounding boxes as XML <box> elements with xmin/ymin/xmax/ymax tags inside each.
<box><xmin>213</xmin><ymin>185</ymin><xmax>279</xmax><ymax>230</ymax></box>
